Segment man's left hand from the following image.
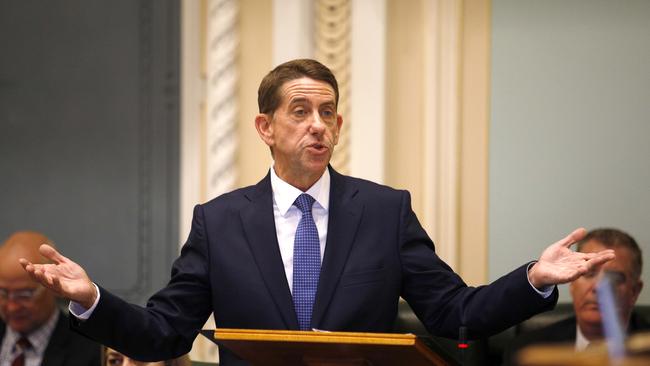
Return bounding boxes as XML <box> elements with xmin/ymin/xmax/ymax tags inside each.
<box><xmin>528</xmin><ymin>228</ymin><xmax>616</xmax><ymax>289</ymax></box>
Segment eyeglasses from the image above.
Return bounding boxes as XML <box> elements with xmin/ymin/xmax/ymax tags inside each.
<box><xmin>0</xmin><ymin>286</ymin><xmax>44</xmax><ymax>303</ymax></box>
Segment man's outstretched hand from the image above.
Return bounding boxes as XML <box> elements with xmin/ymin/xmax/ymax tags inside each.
<box><xmin>20</xmin><ymin>244</ymin><xmax>97</xmax><ymax>309</ymax></box>
<box><xmin>528</xmin><ymin>227</ymin><xmax>616</xmax><ymax>289</ymax></box>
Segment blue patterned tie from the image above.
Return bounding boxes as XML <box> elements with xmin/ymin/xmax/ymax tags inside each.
<box><xmin>292</xmin><ymin>193</ymin><xmax>321</xmax><ymax>331</ymax></box>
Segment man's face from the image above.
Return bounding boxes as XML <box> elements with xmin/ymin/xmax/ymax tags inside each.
<box><xmin>570</xmin><ymin>241</ymin><xmax>643</xmax><ymax>333</ymax></box>
<box><xmin>0</xmin><ymin>269</ymin><xmax>56</xmax><ymax>334</ymax></box>
<box><xmin>256</xmin><ymin>77</ymin><xmax>342</xmax><ymax>187</ymax></box>
<box><xmin>105</xmin><ymin>348</ymin><xmax>165</xmax><ymax>366</ymax></box>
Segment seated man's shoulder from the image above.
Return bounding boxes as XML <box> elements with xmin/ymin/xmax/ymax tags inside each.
<box><xmin>57</xmin><ymin>312</ymin><xmax>101</xmax><ymax>345</ymax></box>
<box><xmin>503</xmin><ymin>317</ymin><xmax>576</xmax><ymax>366</ymax></box>
<box><xmin>49</xmin><ymin>312</ymin><xmax>103</xmax><ymax>365</ymax></box>
<box><xmin>515</xmin><ymin>316</ymin><xmax>576</xmax><ymax>346</ymax></box>
<box><xmin>630</xmin><ymin>309</ymin><xmax>650</xmax><ymax>333</ymax></box>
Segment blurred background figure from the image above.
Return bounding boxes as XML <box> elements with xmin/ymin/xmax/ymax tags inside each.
<box><xmin>0</xmin><ymin>231</ymin><xmax>101</xmax><ymax>366</ymax></box>
<box><xmin>504</xmin><ymin>228</ymin><xmax>648</xmax><ymax>364</ymax></box>
<box><xmin>104</xmin><ymin>347</ymin><xmax>191</xmax><ymax>366</ymax></box>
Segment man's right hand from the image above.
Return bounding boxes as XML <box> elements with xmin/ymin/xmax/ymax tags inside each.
<box><xmin>20</xmin><ymin>244</ymin><xmax>97</xmax><ymax>309</ymax></box>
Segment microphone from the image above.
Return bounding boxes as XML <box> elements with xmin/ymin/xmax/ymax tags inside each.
<box><xmin>458</xmin><ymin>326</ymin><xmax>468</xmax><ymax>365</ymax></box>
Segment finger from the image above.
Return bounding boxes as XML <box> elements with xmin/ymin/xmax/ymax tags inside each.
<box><xmin>557</xmin><ymin>227</ymin><xmax>587</xmax><ymax>248</ymax></box>
<box><xmin>45</xmin><ymin>272</ymin><xmax>63</xmax><ymax>293</ymax></box>
<box><xmin>27</xmin><ymin>266</ymin><xmax>46</xmax><ymax>284</ymax></box>
<box><xmin>44</xmin><ymin>271</ymin><xmax>55</xmax><ymax>287</ymax></box>
<box><xmin>39</xmin><ymin>244</ymin><xmax>69</xmax><ymax>265</ymax></box>
<box><xmin>51</xmin><ymin>276</ymin><xmax>65</xmax><ymax>297</ymax></box>
<box><xmin>585</xmin><ymin>250</ymin><xmax>616</xmax><ymax>268</ymax></box>
<box><xmin>19</xmin><ymin>258</ymin><xmax>33</xmax><ymax>271</ymax></box>
<box><xmin>31</xmin><ymin>266</ymin><xmax>57</xmax><ymax>289</ymax></box>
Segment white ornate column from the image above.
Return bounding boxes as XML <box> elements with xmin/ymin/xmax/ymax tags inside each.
<box><xmin>205</xmin><ymin>0</ymin><xmax>239</xmax><ymax>199</ymax></box>
<box><xmin>187</xmin><ymin>0</ymin><xmax>240</xmax><ymax>362</ymax></box>
<box><xmin>315</xmin><ymin>0</ymin><xmax>351</xmax><ymax>174</ymax></box>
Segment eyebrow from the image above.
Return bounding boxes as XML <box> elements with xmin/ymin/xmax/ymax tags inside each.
<box><xmin>287</xmin><ymin>97</ymin><xmax>336</xmax><ymax>107</ymax></box>
<box><xmin>288</xmin><ymin>97</ymin><xmax>310</xmax><ymax>106</ymax></box>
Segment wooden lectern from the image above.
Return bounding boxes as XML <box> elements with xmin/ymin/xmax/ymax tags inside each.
<box><xmin>201</xmin><ymin>328</ymin><xmax>453</xmax><ymax>366</ymax></box>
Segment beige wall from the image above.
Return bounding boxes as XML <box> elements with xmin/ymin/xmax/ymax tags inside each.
<box><xmin>458</xmin><ymin>0</ymin><xmax>490</xmax><ymax>285</ymax></box>
<box><xmin>385</xmin><ymin>0</ymin><xmax>489</xmax><ymax>284</ymax></box>
<box><xmin>237</xmin><ymin>0</ymin><xmax>274</xmax><ymax>187</ymax></box>
<box><xmin>385</xmin><ymin>0</ymin><xmax>426</xmax><ymax>216</ymax></box>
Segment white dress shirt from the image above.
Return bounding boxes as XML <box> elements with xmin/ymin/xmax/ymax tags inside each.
<box><xmin>270</xmin><ymin>166</ymin><xmax>330</xmax><ymax>293</ymax></box>
<box><xmin>575</xmin><ymin>325</ymin><xmax>590</xmax><ymax>351</ymax></box>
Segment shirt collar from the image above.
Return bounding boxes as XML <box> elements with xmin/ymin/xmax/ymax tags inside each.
<box><xmin>5</xmin><ymin>308</ymin><xmax>59</xmax><ymax>355</ymax></box>
<box><xmin>270</xmin><ymin>165</ymin><xmax>330</xmax><ymax>216</ymax></box>
<box><xmin>575</xmin><ymin>324</ymin><xmax>590</xmax><ymax>351</ymax></box>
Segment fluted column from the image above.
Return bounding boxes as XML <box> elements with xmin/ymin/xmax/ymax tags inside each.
<box><xmin>205</xmin><ymin>0</ymin><xmax>239</xmax><ymax>199</ymax></box>
<box><xmin>188</xmin><ymin>0</ymin><xmax>240</xmax><ymax>363</ymax></box>
<box><xmin>314</xmin><ymin>0</ymin><xmax>351</xmax><ymax>175</ymax></box>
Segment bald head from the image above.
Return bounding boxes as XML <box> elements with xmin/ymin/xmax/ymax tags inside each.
<box><xmin>0</xmin><ymin>231</ymin><xmax>52</xmax><ymax>273</ymax></box>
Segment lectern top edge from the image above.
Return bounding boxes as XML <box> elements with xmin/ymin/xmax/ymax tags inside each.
<box><xmin>210</xmin><ymin>328</ymin><xmax>418</xmax><ymax>346</ymax></box>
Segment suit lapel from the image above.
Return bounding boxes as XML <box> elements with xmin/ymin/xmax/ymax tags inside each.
<box><xmin>240</xmin><ymin>173</ymin><xmax>299</xmax><ymax>329</ymax></box>
<box><xmin>311</xmin><ymin>168</ymin><xmax>363</xmax><ymax>328</ymax></box>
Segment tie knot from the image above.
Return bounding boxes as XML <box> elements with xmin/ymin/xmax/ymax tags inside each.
<box><xmin>294</xmin><ymin>193</ymin><xmax>315</xmax><ymax>214</ymax></box>
<box><xmin>15</xmin><ymin>337</ymin><xmax>31</xmax><ymax>351</ymax></box>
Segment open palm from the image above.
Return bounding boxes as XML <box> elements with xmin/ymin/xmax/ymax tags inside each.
<box><xmin>529</xmin><ymin>228</ymin><xmax>615</xmax><ymax>288</ymax></box>
<box><xmin>20</xmin><ymin>244</ymin><xmax>97</xmax><ymax>308</ymax></box>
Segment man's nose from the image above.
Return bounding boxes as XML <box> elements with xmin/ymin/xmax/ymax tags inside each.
<box><xmin>5</xmin><ymin>299</ymin><xmax>23</xmax><ymax>312</ymax></box>
<box><xmin>309</xmin><ymin>111</ymin><xmax>326</xmax><ymax>133</ymax></box>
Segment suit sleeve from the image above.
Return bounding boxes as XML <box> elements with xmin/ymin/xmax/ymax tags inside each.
<box><xmin>71</xmin><ymin>205</ymin><xmax>214</xmax><ymax>361</ymax></box>
<box><xmin>397</xmin><ymin>191</ymin><xmax>558</xmax><ymax>339</ymax></box>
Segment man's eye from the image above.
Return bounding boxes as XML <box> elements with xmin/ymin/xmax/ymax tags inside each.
<box><xmin>107</xmin><ymin>355</ymin><xmax>123</xmax><ymax>365</ymax></box>
<box><xmin>606</xmin><ymin>271</ymin><xmax>626</xmax><ymax>285</ymax></box>
<box><xmin>294</xmin><ymin>109</ymin><xmax>306</xmax><ymax>116</ymax></box>
<box><xmin>322</xmin><ymin>108</ymin><xmax>338</xmax><ymax>118</ymax></box>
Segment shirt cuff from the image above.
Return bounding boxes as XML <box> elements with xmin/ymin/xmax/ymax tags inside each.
<box><xmin>68</xmin><ymin>283</ymin><xmax>101</xmax><ymax>320</ymax></box>
<box><xmin>526</xmin><ymin>262</ymin><xmax>555</xmax><ymax>298</ymax></box>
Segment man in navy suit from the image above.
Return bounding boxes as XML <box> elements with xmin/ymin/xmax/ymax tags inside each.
<box><xmin>21</xmin><ymin>59</ymin><xmax>615</xmax><ymax>365</ymax></box>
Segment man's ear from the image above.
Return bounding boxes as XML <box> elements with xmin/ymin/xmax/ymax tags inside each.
<box><xmin>632</xmin><ymin>279</ymin><xmax>644</xmax><ymax>303</ymax></box>
<box><xmin>333</xmin><ymin>114</ymin><xmax>343</xmax><ymax>145</ymax></box>
<box><xmin>255</xmin><ymin>113</ymin><xmax>274</xmax><ymax>147</ymax></box>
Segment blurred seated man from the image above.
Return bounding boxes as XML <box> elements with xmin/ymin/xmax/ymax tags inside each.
<box><xmin>0</xmin><ymin>231</ymin><xmax>101</xmax><ymax>366</ymax></box>
<box><xmin>504</xmin><ymin>228</ymin><xmax>648</xmax><ymax>364</ymax></box>
<box><xmin>104</xmin><ymin>347</ymin><xmax>190</xmax><ymax>366</ymax></box>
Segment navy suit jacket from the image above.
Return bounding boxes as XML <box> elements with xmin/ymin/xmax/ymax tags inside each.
<box><xmin>1</xmin><ymin>311</ymin><xmax>101</xmax><ymax>366</ymax></box>
<box><xmin>73</xmin><ymin>168</ymin><xmax>557</xmax><ymax>365</ymax></box>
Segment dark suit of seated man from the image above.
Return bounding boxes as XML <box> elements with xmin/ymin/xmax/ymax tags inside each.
<box><xmin>0</xmin><ymin>231</ymin><xmax>101</xmax><ymax>366</ymax></box>
<box><xmin>20</xmin><ymin>59</ymin><xmax>616</xmax><ymax>366</ymax></box>
<box><xmin>503</xmin><ymin>228</ymin><xmax>647</xmax><ymax>365</ymax></box>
